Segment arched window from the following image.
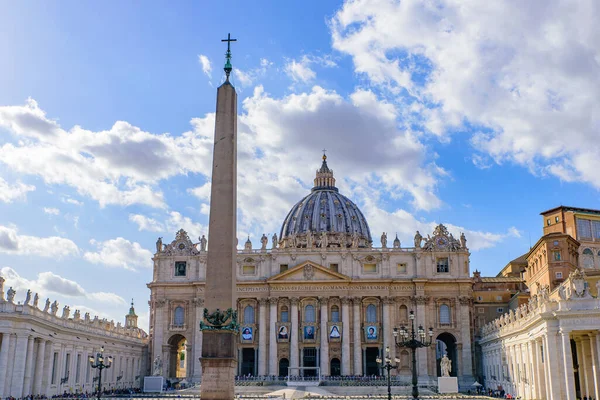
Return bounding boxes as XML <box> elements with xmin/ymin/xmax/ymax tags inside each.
<box><xmin>366</xmin><ymin>304</ymin><xmax>377</xmax><ymax>323</ymax></box>
<box><xmin>583</xmin><ymin>248</ymin><xmax>594</xmax><ymax>269</ymax></box>
<box><xmin>331</xmin><ymin>305</ymin><xmax>340</xmax><ymax>322</ymax></box>
<box><xmin>439</xmin><ymin>304</ymin><xmax>450</xmax><ymax>324</ymax></box>
<box><xmin>399</xmin><ymin>305</ymin><xmax>408</xmax><ymax>322</ymax></box>
<box><xmin>244</xmin><ymin>305</ymin><xmax>255</xmax><ymax>324</ymax></box>
<box><xmin>174</xmin><ymin>306</ymin><xmax>185</xmax><ymax>326</ymax></box>
<box><xmin>280</xmin><ymin>306</ymin><xmax>289</xmax><ymax>322</ymax></box>
<box><xmin>305</xmin><ymin>305</ymin><xmax>315</xmax><ymax>322</ymax></box>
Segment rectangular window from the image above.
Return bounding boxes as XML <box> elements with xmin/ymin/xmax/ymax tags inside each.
<box><xmin>478</xmin><ymin>307</ymin><xmax>484</xmax><ymax>314</ymax></box>
<box><xmin>397</xmin><ymin>263</ymin><xmax>407</xmax><ymax>274</ymax></box>
<box><xmin>555</xmin><ymin>216</ymin><xmax>559</xmax><ymax>223</ymax></box>
<box><xmin>76</xmin><ymin>354</ymin><xmax>81</xmax><ymax>383</ymax></box>
<box><xmin>577</xmin><ymin>218</ymin><xmax>593</xmax><ymax>240</ymax></box>
<box><xmin>51</xmin><ymin>352</ymin><xmax>58</xmax><ymax>384</ymax></box>
<box><xmin>436</xmin><ymin>258</ymin><xmax>449</xmax><ymax>273</ymax></box>
<box><xmin>496</xmin><ymin>295</ymin><xmax>502</xmax><ymax>301</ymax></box>
<box><xmin>553</xmin><ymin>251</ymin><xmax>561</xmax><ymax>261</ymax></box>
<box><xmin>174</xmin><ymin>261</ymin><xmax>187</xmax><ymax>276</ymax></box>
<box><xmin>242</xmin><ymin>265</ymin><xmax>256</xmax><ymax>275</ymax></box>
<box><xmin>477</xmin><ymin>296</ymin><xmax>483</xmax><ymax>301</ymax></box>
<box><xmin>279</xmin><ymin>264</ymin><xmax>288</xmax><ymax>273</ymax></box>
<box><xmin>556</xmin><ymin>271</ymin><xmax>563</xmax><ymax>279</ymax></box>
<box><xmin>497</xmin><ymin>307</ymin><xmax>504</xmax><ymax>313</ymax></box>
<box><xmin>329</xmin><ymin>263</ymin><xmax>339</xmax><ymax>273</ymax></box>
<box><xmin>593</xmin><ymin>220</ymin><xmax>600</xmax><ymax>240</ymax></box>
<box><xmin>281</xmin><ymin>310</ymin><xmax>289</xmax><ymax>322</ymax></box>
<box><xmin>363</xmin><ymin>263</ymin><xmax>377</xmax><ymax>273</ymax></box>
<box><xmin>547</xmin><ymin>219</ymin><xmax>551</xmax><ymax>226</ymax></box>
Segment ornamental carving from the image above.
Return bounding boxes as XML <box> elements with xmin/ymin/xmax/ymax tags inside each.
<box><xmin>458</xmin><ymin>296</ymin><xmax>472</xmax><ymax>305</ymax></box>
<box><xmin>199</xmin><ymin>308</ymin><xmax>239</xmax><ymax>332</ymax></box>
<box><xmin>341</xmin><ymin>296</ymin><xmax>351</xmax><ymax>305</ymax></box>
<box><xmin>269</xmin><ymin>297</ymin><xmax>279</xmax><ymax>305</ymax></box>
<box><xmin>422</xmin><ymin>224</ymin><xmax>461</xmax><ymax>252</ymax></box>
<box><xmin>290</xmin><ymin>297</ymin><xmax>300</xmax><ymax>306</ymax></box>
<box><xmin>163</xmin><ymin>229</ymin><xmax>200</xmax><ymax>256</ymax></box>
<box><xmin>155</xmin><ymin>299</ymin><xmax>167</xmax><ymax>308</ymax></box>
<box><xmin>192</xmin><ymin>298</ymin><xmax>204</xmax><ymax>307</ymax></box>
<box><xmin>411</xmin><ymin>295</ymin><xmax>430</xmax><ymax>305</ymax></box>
<box><xmin>382</xmin><ymin>296</ymin><xmax>394</xmax><ymax>305</ymax></box>
<box><xmin>304</xmin><ymin>264</ymin><xmax>315</xmax><ymax>280</ymax></box>
<box><xmin>258</xmin><ymin>298</ymin><xmax>269</xmax><ymax>306</ymax></box>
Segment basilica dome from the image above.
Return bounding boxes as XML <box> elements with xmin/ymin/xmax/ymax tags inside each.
<box><xmin>279</xmin><ymin>155</ymin><xmax>372</xmax><ymax>249</ymax></box>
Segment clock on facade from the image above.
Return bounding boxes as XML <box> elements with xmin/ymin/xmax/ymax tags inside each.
<box><xmin>436</xmin><ymin>236</ymin><xmax>448</xmax><ymax>247</ymax></box>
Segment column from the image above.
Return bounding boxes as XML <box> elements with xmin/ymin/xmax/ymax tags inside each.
<box><xmin>0</xmin><ymin>333</ymin><xmax>12</xmax><ymax>397</ymax></box>
<box><xmin>258</xmin><ymin>298</ymin><xmax>267</xmax><ymax>376</ymax></box>
<box><xmin>319</xmin><ymin>297</ymin><xmax>329</xmax><ymax>377</ymax></box>
<box><xmin>415</xmin><ymin>297</ymin><xmax>428</xmax><ymax>380</ymax></box>
<box><xmin>268</xmin><ymin>298</ymin><xmax>278</xmax><ymax>376</ymax></box>
<box><xmin>350</xmin><ymin>297</ymin><xmax>361</xmax><ymax>376</ymax></box>
<box><xmin>45</xmin><ymin>343</ymin><xmax>54</xmax><ymax>395</ymax></box>
<box><xmin>341</xmin><ymin>297</ymin><xmax>351</xmax><ymax>375</ymax></box>
<box><xmin>534</xmin><ymin>339</ymin><xmax>546</xmax><ymax>400</ymax></box>
<box><xmin>458</xmin><ymin>297</ymin><xmax>473</xmax><ymax>382</ymax></box>
<box><xmin>561</xmin><ymin>330</ymin><xmax>576</xmax><ymax>400</ymax></box>
<box><xmin>10</xmin><ymin>334</ymin><xmax>30</xmax><ymax>397</ymax></box>
<box><xmin>193</xmin><ymin>298</ymin><xmax>204</xmax><ymax>381</ymax></box>
<box><xmin>382</xmin><ymin>297</ymin><xmax>392</xmax><ymax>362</ymax></box>
<box><xmin>23</xmin><ymin>336</ymin><xmax>35</xmax><ymax>395</ymax></box>
<box><xmin>290</xmin><ymin>297</ymin><xmax>299</xmax><ymax>374</ymax></box>
<box><xmin>33</xmin><ymin>339</ymin><xmax>46</xmax><ymax>395</ymax></box>
<box><xmin>589</xmin><ymin>333</ymin><xmax>600</xmax><ymax>400</ymax></box>
<box><xmin>580</xmin><ymin>337</ymin><xmax>592</xmax><ymax>399</ymax></box>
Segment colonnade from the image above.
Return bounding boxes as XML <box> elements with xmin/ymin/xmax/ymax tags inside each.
<box><xmin>0</xmin><ymin>332</ymin><xmax>143</xmax><ymax>398</ymax></box>
<box><xmin>482</xmin><ymin>330</ymin><xmax>600</xmax><ymax>400</ymax></box>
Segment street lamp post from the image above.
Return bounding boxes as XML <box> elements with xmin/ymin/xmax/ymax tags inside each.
<box><xmin>376</xmin><ymin>346</ymin><xmax>400</xmax><ymax>400</ymax></box>
<box><xmin>89</xmin><ymin>346</ymin><xmax>113</xmax><ymax>400</ymax></box>
<box><xmin>393</xmin><ymin>311</ymin><xmax>434</xmax><ymax>399</ymax></box>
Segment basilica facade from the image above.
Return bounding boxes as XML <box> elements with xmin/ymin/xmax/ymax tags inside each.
<box><xmin>148</xmin><ymin>156</ymin><xmax>475</xmax><ymax>387</ymax></box>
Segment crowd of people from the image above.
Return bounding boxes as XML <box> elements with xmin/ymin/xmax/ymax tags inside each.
<box><xmin>1</xmin><ymin>387</ymin><xmax>144</xmax><ymax>400</ymax></box>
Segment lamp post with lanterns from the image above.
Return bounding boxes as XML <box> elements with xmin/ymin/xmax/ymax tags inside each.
<box><xmin>393</xmin><ymin>311</ymin><xmax>434</xmax><ymax>399</ymax></box>
<box><xmin>89</xmin><ymin>346</ymin><xmax>112</xmax><ymax>400</ymax></box>
<box><xmin>376</xmin><ymin>346</ymin><xmax>400</xmax><ymax>400</ymax></box>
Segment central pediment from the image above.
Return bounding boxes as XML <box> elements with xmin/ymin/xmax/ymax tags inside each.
<box><xmin>268</xmin><ymin>261</ymin><xmax>351</xmax><ymax>282</ymax></box>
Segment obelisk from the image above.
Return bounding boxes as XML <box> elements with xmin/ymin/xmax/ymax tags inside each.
<box><xmin>200</xmin><ymin>33</ymin><xmax>238</xmax><ymax>400</ymax></box>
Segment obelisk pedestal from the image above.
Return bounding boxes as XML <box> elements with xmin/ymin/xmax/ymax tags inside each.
<box><xmin>200</xmin><ymin>34</ymin><xmax>239</xmax><ymax>400</ymax></box>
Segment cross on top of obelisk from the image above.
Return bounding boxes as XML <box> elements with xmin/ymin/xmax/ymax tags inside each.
<box><xmin>221</xmin><ymin>33</ymin><xmax>237</xmax><ymax>81</ymax></box>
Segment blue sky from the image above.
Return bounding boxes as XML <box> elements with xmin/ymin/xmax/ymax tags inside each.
<box><xmin>1</xmin><ymin>0</ymin><xmax>599</xmax><ymax>330</ymax></box>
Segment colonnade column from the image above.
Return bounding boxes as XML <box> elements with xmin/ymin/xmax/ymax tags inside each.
<box><xmin>268</xmin><ymin>298</ymin><xmax>278</xmax><ymax>376</ymax></box>
<box><xmin>589</xmin><ymin>333</ymin><xmax>600</xmax><ymax>400</ymax></box>
<box><xmin>258</xmin><ymin>298</ymin><xmax>267</xmax><ymax>376</ymax></box>
<box><xmin>23</xmin><ymin>335</ymin><xmax>35</xmax><ymax>395</ymax></box>
<box><xmin>382</xmin><ymin>297</ymin><xmax>392</xmax><ymax>363</ymax></box>
<box><xmin>319</xmin><ymin>297</ymin><xmax>329</xmax><ymax>377</ymax></box>
<box><xmin>351</xmin><ymin>297</ymin><xmax>362</xmax><ymax>376</ymax></box>
<box><xmin>560</xmin><ymin>329</ymin><xmax>576</xmax><ymax>400</ymax></box>
<box><xmin>414</xmin><ymin>296</ymin><xmax>428</xmax><ymax>380</ymax></box>
<box><xmin>33</xmin><ymin>339</ymin><xmax>47</xmax><ymax>395</ymax></box>
<box><xmin>341</xmin><ymin>297</ymin><xmax>351</xmax><ymax>375</ymax></box>
<box><xmin>193</xmin><ymin>297</ymin><xmax>204</xmax><ymax>381</ymax></box>
<box><xmin>533</xmin><ymin>339</ymin><xmax>545</xmax><ymax>400</ymax></box>
<box><xmin>580</xmin><ymin>337</ymin><xmax>592</xmax><ymax>399</ymax></box>
<box><xmin>11</xmin><ymin>334</ymin><xmax>30</xmax><ymax>398</ymax></box>
<box><xmin>0</xmin><ymin>333</ymin><xmax>12</xmax><ymax>396</ymax></box>
<box><xmin>290</xmin><ymin>297</ymin><xmax>299</xmax><ymax>374</ymax></box>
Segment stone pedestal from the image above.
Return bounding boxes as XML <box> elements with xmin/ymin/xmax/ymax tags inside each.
<box><xmin>438</xmin><ymin>376</ymin><xmax>458</xmax><ymax>393</ymax></box>
<box><xmin>143</xmin><ymin>376</ymin><xmax>163</xmax><ymax>392</ymax></box>
<box><xmin>201</xmin><ymin>331</ymin><xmax>238</xmax><ymax>400</ymax></box>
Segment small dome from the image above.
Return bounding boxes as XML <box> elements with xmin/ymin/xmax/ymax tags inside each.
<box><xmin>279</xmin><ymin>155</ymin><xmax>372</xmax><ymax>248</ymax></box>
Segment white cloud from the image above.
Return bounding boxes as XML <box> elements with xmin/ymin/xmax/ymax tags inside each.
<box><xmin>62</xmin><ymin>197</ymin><xmax>83</xmax><ymax>206</ymax></box>
<box><xmin>331</xmin><ymin>0</ymin><xmax>600</xmax><ymax>189</ymax></box>
<box><xmin>284</xmin><ymin>56</ymin><xmax>317</xmax><ymax>82</ymax></box>
<box><xmin>0</xmin><ymin>267</ymin><xmax>126</xmax><ymax>306</ymax></box>
<box><xmin>129</xmin><ymin>214</ymin><xmax>163</xmax><ymax>232</ymax></box>
<box><xmin>0</xmin><ymin>224</ymin><xmax>78</xmax><ymax>258</ymax></box>
<box><xmin>198</xmin><ymin>54</ymin><xmax>212</xmax><ymax>78</ymax></box>
<box><xmin>43</xmin><ymin>207</ymin><xmax>60</xmax><ymax>215</ymax></box>
<box><xmin>129</xmin><ymin>211</ymin><xmax>207</xmax><ymax>239</ymax></box>
<box><xmin>0</xmin><ymin>177</ymin><xmax>35</xmax><ymax>203</ymax></box>
<box><xmin>83</xmin><ymin>237</ymin><xmax>153</xmax><ymax>271</ymax></box>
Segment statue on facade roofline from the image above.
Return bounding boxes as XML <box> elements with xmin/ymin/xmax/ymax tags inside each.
<box><xmin>381</xmin><ymin>232</ymin><xmax>387</xmax><ymax>248</ymax></box>
<box><xmin>306</xmin><ymin>230</ymin><xmax>313</xmax><ymax>249</ymax></box>
<box><xmin>414</xmin><ymin>231</ymin><xmax>422</xmax><ymax>248</ymax></box>
<box><xmin>320</xmin><ymin>231</ymin><xmax>327</xmax><ymax>249</ymax></box>
<box><xmin>460</xmin><ymin>232</ymin><xmax>467</xmax><ymax>248</ymax></box>
<box><xmin>43</xmin><ymin>298</ymin><xmax>50</xmax><ymax>312</ymax></box>
<box><xmin>260</xmin><ymin>233</ymin><xmax>268</xmax><ymax>250</ymax></box>
<box><xmin>73</xmin><ymin>309</ymin><xmax>81</xmax><ymax>320</ymax></box>
<box><xmin>33</xmin><ymin>292</ymin><xmax>39</xmax><ymax>308</ymax></box>
<box><xmin>61</xmin><ymin>305</ymin><xmax>70</xmax><ymax>319</ymax></box>
<box><xmin>156</xmin><ymin>237</ymin><xmax>163</xmax><ymax>253</ymax></box>
<box><xmin>200</xmin><ymin>235</ymin><xmax>207</xmax><ymax>252</ymax></box>
<box><xmin>7</xmin><ymin>287</ymin><xmax>16</xmax><ymax>303</ymax></box>
<box><xmin>272</xmin><ymin>233</ymin><xmax>278</xmax><ymax>249</ymax></box>
<box><xmin>25</xmin><ymin>289</ymin><xmax>32</xmax><ymax>305</ymax></box>
<box><xmin>50</xmin><ymin>300</ymin><xmax>59</xmax><ymax>315</ymax></box>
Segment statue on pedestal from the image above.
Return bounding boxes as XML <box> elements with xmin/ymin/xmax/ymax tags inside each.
<box><xmin>381</xmin><ymin>232</ymin><xmax>387</xmax><ymax>248</ymax></box>
<box><xmin>156</xmin><ymin>237</ymin><xmax>163</xmax><ymax>253</ymax></box>
<box><xmin>260</xmin><ymin>234</ymin><xmax>268</xmax><ymax>250</ymax></box>
<box><xmin>440</xmin><ymin>353</ymin><xmax>452</xmax><ymax>377</ymax></box>
<box><xmin>320</xmin><ymin>231</ymin><xmax>328</xmax><ymax>249</ymax></box>
<box><xmin>460</xmin><ymin>232</ymin><xmax>467</xmax><ymax>248</ymax></box>
<box><xmin>25</xmin><ymin>289</ymin><xmax>32</xmax><ymax>305</ymax></box>
<box><xmin>33</xmin><ymin>293</ymin><xmax>39</xmax><ymax>308</ymax></box>
<box><xmin>43</xmin><ymin>298</ymin><xmax>51</xmax><ymax>312</ymax></box>
<box><xmin>272</xmin><ymin>233</ymin><xmax>278</xmax><ymax>249</ymax></box>
<box><xmin>200</xmin><ymin>235</ymin><xmax>207</xmax><ymax>252</ymax></box>
<box><xmin>50</xmin><ymin>300</ymin><xmax>59</xmax><ymax>315</ymax></box>
<box><xmin>153</xmin><ymin>355</ymin><xmax>163</xmax><ymax>376</ymax></box>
